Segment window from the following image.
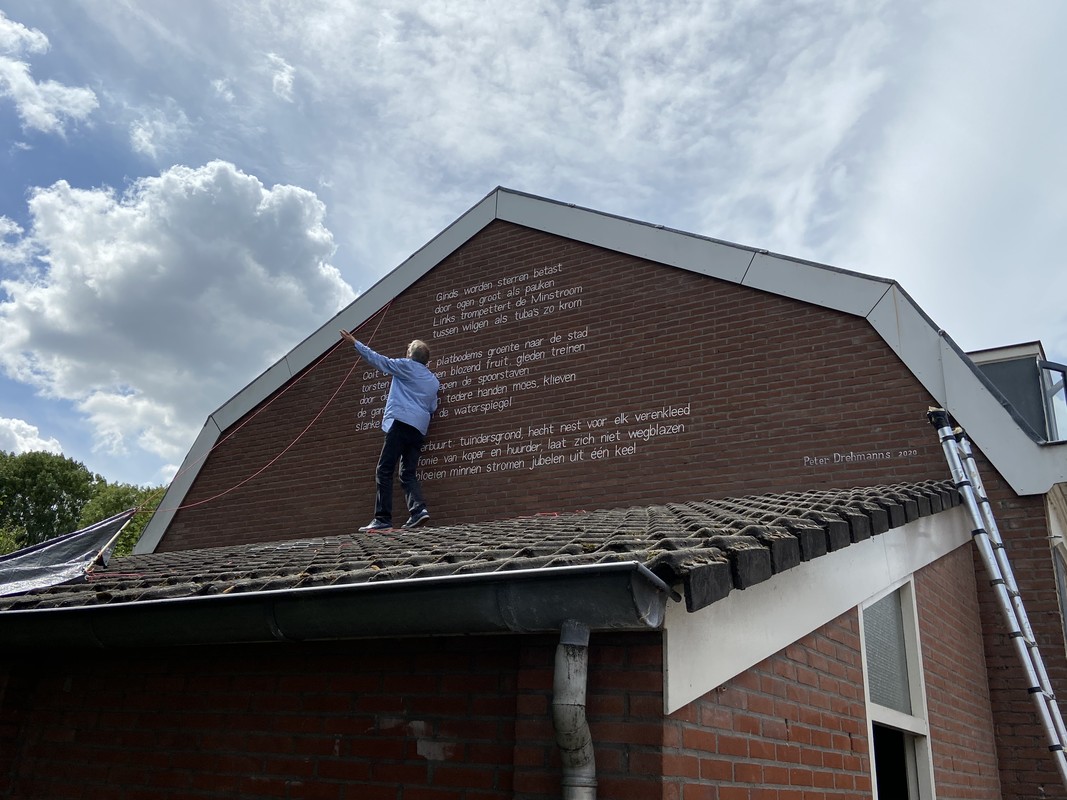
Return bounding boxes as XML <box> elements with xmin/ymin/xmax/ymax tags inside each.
<box><xmin>1053</xmin><ymin>546</ymin><xmax>1067</xmax><ymax>646</ymax></box>
<box><xmin>861</xmin><ymin>582</ymin><xmax>935</xmax><ymax>799</ymax></box>
<box><xmin>871</xmin><ymin>724</ymin><xmax>920</xmax><ymax>799</ymax></box>
<box><xmin>1039</xmin><ymin>360</ymin><xmax>1067</xmax><ymax>442</ymax></box>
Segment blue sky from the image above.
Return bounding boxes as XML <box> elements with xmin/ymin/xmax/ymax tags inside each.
<box><xmin>1</xmin><ymin>1</ymin><xmax>1065</xmax><ymax>487</ymax></box>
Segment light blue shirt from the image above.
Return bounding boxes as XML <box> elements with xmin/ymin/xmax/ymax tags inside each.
<box><xmin>354</xmin><ymin>341</ymin><xmax>440</xmax><ymax>435</ymax></box>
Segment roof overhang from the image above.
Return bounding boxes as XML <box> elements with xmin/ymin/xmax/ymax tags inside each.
<box><xmin>0</xmin><ymin>561</ymin><xmax>674</xmax><ymax>650</ymax></box>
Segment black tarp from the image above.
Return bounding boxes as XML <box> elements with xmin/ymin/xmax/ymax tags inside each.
<box><xmin>0</xmin><ymin>509</ymin><xmax>135</xmax><ymax>597</ymax></box>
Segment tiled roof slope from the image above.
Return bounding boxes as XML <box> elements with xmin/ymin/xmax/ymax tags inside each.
<box><xmin>0</xmin><ymin>481</ymin><xmax>958</xmax><ymax>616</ymax></box>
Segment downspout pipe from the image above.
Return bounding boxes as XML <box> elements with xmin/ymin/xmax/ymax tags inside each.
<box><xmin>553</xmin><ymin>619</ymin><xmax>596</xmax><ymax>800</ymax></box>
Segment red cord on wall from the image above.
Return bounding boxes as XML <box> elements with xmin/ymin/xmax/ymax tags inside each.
<box><xmin>139</xmin><ymin>301</ymin><xmax>393</xmax><ymax>515</ymax></box>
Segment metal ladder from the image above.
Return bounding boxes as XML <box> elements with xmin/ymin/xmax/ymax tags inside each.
<box><xmin>928</xmin><ymin>408</ymin><xmax>1067</xmax><ymax>787</ymax></box>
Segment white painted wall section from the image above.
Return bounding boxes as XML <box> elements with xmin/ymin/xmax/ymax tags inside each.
<box><xmin>662</xmin><ymin>507</ymin><xmax>972</xmax><ymax>714</ymax></box>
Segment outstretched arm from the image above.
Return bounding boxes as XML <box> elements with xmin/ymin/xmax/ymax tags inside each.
<box><xmin>340</xmin><ymin>333</ymin><xmax>405</xmax><ymax>376</ymax></box>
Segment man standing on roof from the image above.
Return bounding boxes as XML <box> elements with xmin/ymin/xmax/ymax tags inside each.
<box><xmin>340</xmin><ymin>330</ymin><xmax>441</xmax><ymax>531</ymax></box>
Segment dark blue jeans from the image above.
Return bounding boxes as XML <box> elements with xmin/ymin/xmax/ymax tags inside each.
<box><xmin>374</xmin><ymin>421</ymin><xmax>426</xmax><ymax>524</ymax></box>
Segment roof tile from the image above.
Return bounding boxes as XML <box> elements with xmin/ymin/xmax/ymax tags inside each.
<box><xmin>0</xmin><ymin>481</ymin><xmax>959</xmax><ymax>616</ymax></box>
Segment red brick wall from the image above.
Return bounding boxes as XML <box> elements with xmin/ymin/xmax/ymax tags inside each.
<box><xmin>967</xmin><ymin>479</ymin><xmax>1066</xmax><ymax>798</ymax></box>
<box><xmin>0</xmin><ymin>620</ymin><xmax>882</xmax><ymax>800</ymax></box>
<box><xmin>649</xmin><ymin>547</ymin><xmax>1007</xmax><ymax>799</ymax></box>
<box><xmin>160</xmin><ymin>221</ymin><xmax>948</xmax><ymax>551</ymax></box>
<box><xmin>0</xmin><ymin>561</ymin><xmax>1036</xmax><ymax>799</ymax></box>
<box><xmin>662</xmin><ymin>611</ymin><xmax>873</xmax><ymax>799</ymax></box>
<box><xmin>514</xmin><ymin>632</ymin><xmax>671</xmax><ymax>799</ymax></box>
<box><xmin>916</xmin><ymin>544</ymin><xmax>1002</xmax><ymax>797</ymax></box>
<box><xmin>0</xmin><ymin>633</ymin><xmax>670</xmax><ymax>800</ymax></box>
<box><xmin>1</xmin><ymin>638</ymin><xmax>519</xmax><ymax>800</ymax></box>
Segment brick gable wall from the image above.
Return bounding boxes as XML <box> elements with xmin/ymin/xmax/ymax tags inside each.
<box><xmin>161</xmin><ymin>221</ymin><xmax>947</xmax><ymax>551</ymax></box>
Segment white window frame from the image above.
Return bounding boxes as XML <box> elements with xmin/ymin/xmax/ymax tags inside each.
<box><xmin>1048</xmin><ymin>486</ymin><xmax>1067</xmax><ymax>655</ymax></box>
<box><xmin>859</xmin><ymin>578</ymin><xmax>937</xmax><ymax>800</ymax></box>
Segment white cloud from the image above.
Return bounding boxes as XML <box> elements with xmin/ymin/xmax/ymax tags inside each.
<box><xmin>0</xmin><ymin>10</ymin><xmax>98</xmax><ymax>135</ymax></box>
<box><xmin>212</xmin><ymin>78</ymin><xmax>235</xmax><ymax>103</ymax></box>
<box><xmin>267</xmin><ymin>53</ymin><xmax>294</xmax><ymax>102</ymax></box>
<box><xmin>1</xmin><ymin>3</ymin><xmax>909</xmax><ymax>267</ymax></box>
<box><xmin>0</xmin><ymin>417</ymin><xmax>62</xmax><ymax>455</ymax></box>
<box><xmin>827</xmin><ymin>2</ymin><xmax>1067</xmax><ymax>358</ymax></box>
<box><xmin>204</xmin><ymin>1</ymin><xmax>903</xmax><ymax>265</ymax></box>
<box><xmin>0</xmin><ymin>9</ymin><xmax>48</xmax><ymax>56</ymax></box>
<box><xmin>129</xmin><ymin>100</ymin><xmax>191</xmax><ymax>160</ymax></box>
<box><xmin>0</xmin><ymin>160</ymin><xmax>355</xmax><ymax>466</ymax></box>
<box><xmin>0</xmin><ymin>216</ymin><xmax>33</xmax><ymax>264</ymax></box>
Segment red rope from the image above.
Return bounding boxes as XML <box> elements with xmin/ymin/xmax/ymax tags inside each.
<box><xmin>140</xmin><ymin>301</ymin><xmax>393</xmax><ymax>515</ymax></box>
<box><xmin>170</xmin><ymin>357</ymin><xmax>363</xmax><ymax>510</ymax></box>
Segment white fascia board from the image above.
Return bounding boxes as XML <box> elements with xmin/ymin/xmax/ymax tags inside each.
<box><xmin>969</xmin><ymin>341</ymin><xmax>1045</xmax><ymax>365</ymax></box>
<box><xmin>866</xmin><ymin>284</ymin><xmax>948</xmax><ymax>403</ymax></box>
<box><xmin>741</xmin><ymin>253</ymin><xmax>893</xmax><ymax>316</ymax></box>
<box><xmin>662</xmin><ymin>506</ymin><xmax>972</xmax><ymax>714</ymax></box>
<box><xmin>865</xmin><ymin>286</ymin><xmax>1067</xmax><ymax>493</ymax></box>
<box><xmin>210</xmin><ymin>359</ymin><xmax>296</xmax><ymax>433</ymax></box>
<box><xmin>496</xmin><ymin>190</ymin><xmax>755</xmax><ymax>283</ymax></box>
<box><xmin>133</xmin><ymin>419</ymin><xmax>223</xmax><ymax>554</ymax></box>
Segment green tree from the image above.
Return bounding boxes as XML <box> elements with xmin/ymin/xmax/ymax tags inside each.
<box><xmin>78</xmin><ymin>482</ymin><xmax>164</xmax><ymax>558</ymax></box>
<box><xmin>0</xmin><ymin>451</ymin><xmax>101</xmax><ymax>549</ymax></box>
<box><xmin>0</xmin><ymin>514</ymin><xmax>18</xmax><ymax>557</ymax></box>
<box><xmin>0</xmin><ymin>452</ymin><xmax>167</xmax><ymax>557</ymax></box>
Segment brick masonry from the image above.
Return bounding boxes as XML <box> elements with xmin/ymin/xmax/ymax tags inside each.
<box><xmin>135</xmin><ymin>218</ymin><xmax>1067</xmax><ymax>798</ymax></box>
<box><xmin>0</xmin><ymin>549</ymin><xmax>1009</xmax><ymax>799</ymax></box>
<box><xmin>161</xmin><ymin>221</ymin><xmax>949</xmax><ymax>551</ymax></box>
<box><xmin>966</xmin><ymin>485</ymin><xmax>1067</xmax><ymax>797</ymax></box>
<box><xmin>916</xmin><ymin>540</ymin><xmax>1003</xmax><ymax>797</ymax></box>
<box><xmin>662</xmin><ymin>612</ymin><xmax>874</xmax><ymax>800</ymax></box>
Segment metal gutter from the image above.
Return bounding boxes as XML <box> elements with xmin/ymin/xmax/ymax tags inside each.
<box><xmin>0</xmin><ymin>561</ymin><xmax>675</xmax><ymax>650</ymax></box>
